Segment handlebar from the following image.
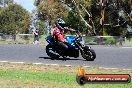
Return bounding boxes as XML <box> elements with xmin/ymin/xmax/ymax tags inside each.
<box><xmin>64</xmin><ymin>27</ymin><xmax>82</xmax><ymax>42</ymax></box>
<box><xmin>74</xmin><ymin>32</ymin><xmax>82</xmax><ymax>42</ymax></box>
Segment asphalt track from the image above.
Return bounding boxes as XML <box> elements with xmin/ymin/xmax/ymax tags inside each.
<box><xmin>0</xmin><ymin>44</ymin><xmax>132</xmax><ymax>69</ymax></box>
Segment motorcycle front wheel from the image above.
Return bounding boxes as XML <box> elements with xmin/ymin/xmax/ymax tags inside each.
<box><xmin>46</xmin><ymin>44</ymin><xmax>59</xmax><ymax>59</ymax></box>
<box><xmin>81</xmin><ymin>47</ymin><xmax>96</xmax><ymax>61</ymax></box>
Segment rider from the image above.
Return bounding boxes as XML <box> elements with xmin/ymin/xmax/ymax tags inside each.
<box><xmin>53</xmin><ymin>16</ymin><xmax>71</xmax><ymax>56</ymax></box>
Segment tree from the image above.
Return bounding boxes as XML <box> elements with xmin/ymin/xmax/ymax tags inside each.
<box><xmin>0</xmin><ymin>4</ymin><xmax>31</xmax><ymax>40</ymax></box>
<box><xmin>65</xmin><ymin>0</ymin><xmax>96</xmax><ymax>35</ymax></box>
<box><xmin>33</xmin><ymin>0</ymin><xmax>69</xmax><ymax>35</ymax></box>
<box><xmin>37</xmin><ymin>0</ymin><xmax>68</xmax><ymax>23</ymax></box>
<box><xmin>90</xmin><ymin>0</ymin><xmax>132</xmax><ymax>36</ymax></box>
<box><xmin>35</xmin><ymin>20</ymin><xmax>48</xmax><ymax>35</ymax></box>
<box><xmin>35</xmin><ymin>0</ymin><xmax>131</xmax><ymax>36</ymax></box>
<box><xmin>0</xmin><ymin>0</ymin><xmax>13</xmax><ymax>7</ymax></box>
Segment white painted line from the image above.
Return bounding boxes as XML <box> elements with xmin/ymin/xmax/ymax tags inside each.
<box><xmin>65</xmin><ymin>65</ymin><xmax>72</xmax><ymax>67</ymax></box>
<box><xmin>99</xmin><ymin>67</ymin><xmax>132</xmax><ymax>70</ymax></box>
<box><xmin>99</xmin><ymin>67</ymin><xmax>119</xmax><ymax>70</ymax></box>
<box><xmin>0</xmin><ymin>61</ymin><xmax>8</xmax><ymax>63</ymax></box>
<box><xmin>10</xmin><ymin>62</ymin><xmax>25</xmax><ymax>64</ymax></box>
<box><xmin>50</xmin><ymin>64</ymin><xmax>59</xmax><ymax>66</ymax></box>
<box><xmin>122</xmin><ymin>47</ymin><xmax>132</xmax><ymax>48</ymax></box>
<box><xmin>45</xmin><ymin>64</ymin><xmax>51</xmax><ymax>66</ymax></box>
<box><xmin>122</xmin><ymin>68</ymin><xmax>132</xmax><ymax>70</ymax></box>
<box><xmin>84</xmin><ymin>66</ymin><xmax>91</xmax><ymax>68</ymax></box>
<box><xmin>33</xmin><ymin>63</ymin><xmax>43</xmax><ymax>65</ymax></box>
<box><xmin>0</xmin><ymin>61</ymin><xmax>131</xmax><ymax>70</ymax></box>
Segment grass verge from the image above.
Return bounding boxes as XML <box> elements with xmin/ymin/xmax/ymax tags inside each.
<box><xmin>0</xmin><ymin>63</ymin><xmax>132</xmax><ymax>88</ymax></box>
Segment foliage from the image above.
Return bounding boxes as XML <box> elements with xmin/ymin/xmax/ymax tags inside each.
<box><xmin>104</xmin><ymin>37</ymin><xmax>116</xmax><ymax>45</ymax></box>
<box><xmin>0</xmin><ymin>3</ymin><xmax>31</xmax><ymax>38</ymax></box>
<box><xmin>37</xmin><ymin>0</ymin><xmax>68</xmax><ymax>23</ymax></box>
<box><xmin>36</xmin><ymin>20</ymin><xmax>48</xmax><ymax>35</ymax></box>
<box><xmin>90</xmin><ymin>0</ymin><xmax>131</xmax><ymax>36</ymax></box>
<box><xmin>65</xmin><ymin>0</ymin><xmax>95</xmax><ymax>35</ymax></box>
<box><xmin>0</xmin><ymin>0</ymin><xmax>13</xmax><ymax>5</ymax></box>
<box><xmin>34</xmin><ymin>0</ymin><xmax>40</xmax><ymax>6</ymax></box>
<box><xmin>64</xmin><ymin>11</ymin><xmax>84</xmax><ymax>31</ymax></box>
<box><xmin>35</xmin><ymin>0</ymin><xmax>132</xmax><ymax>36</ymax></box>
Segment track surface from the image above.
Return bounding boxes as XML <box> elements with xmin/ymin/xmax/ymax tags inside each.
<box><xmin>0</xmin><ymin>44</ymin><xmax>132</xmax><ymax>69</ymax></box>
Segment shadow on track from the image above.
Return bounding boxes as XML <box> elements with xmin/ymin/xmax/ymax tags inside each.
<box><xmin>39</xmin><ymin>56</ymin><xmax>84</xmax><ymax>61</ymax></box>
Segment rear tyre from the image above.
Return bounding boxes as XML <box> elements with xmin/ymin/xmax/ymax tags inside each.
<box><xmin>46</xmin><ymin>44</ymin><xmax>59</xmax><ymax>59</ymax></box>
<box><xmin>81</xmin><ymin>47</ymin><xmax>96</xmax><ymax>61</ymax></box>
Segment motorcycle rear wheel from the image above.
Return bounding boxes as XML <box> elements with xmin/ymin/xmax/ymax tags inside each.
<box><xmin>46</xmin><ymin>44</ymin><xmax>59</xmax><ymax>59</ymax></box>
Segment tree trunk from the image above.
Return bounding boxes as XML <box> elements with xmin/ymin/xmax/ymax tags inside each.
<box><xmin>80</xmin><ymin>4</ymin><xmax>96</xmax><ymax>35</ymax></box>
<box><xmin>99</xmin><ymin>7</ymin><xmax>105</xmax><ymax>36</ymax></box>
<box><xmin>72</xmin><ymin>0</ymin><xmax>92</xmax><ymax>35</ymax></box>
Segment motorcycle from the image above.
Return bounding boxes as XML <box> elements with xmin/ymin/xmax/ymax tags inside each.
<box><xmin>45</xmin><ymin>31</ymin><xmax>96</xmax><ymax>61</ymax></box>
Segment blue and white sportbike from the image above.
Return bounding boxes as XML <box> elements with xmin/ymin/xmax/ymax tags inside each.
<box><xmin>45</xmin><ymin>31</ymin><xmax>96</xmax><ymax>61</ymax></box>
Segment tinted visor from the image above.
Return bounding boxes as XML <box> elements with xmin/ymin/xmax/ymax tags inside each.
<box><xmin>59</xmin><ymin>23</ymin><xmax>65</xmax><ymax>28</ymax></box>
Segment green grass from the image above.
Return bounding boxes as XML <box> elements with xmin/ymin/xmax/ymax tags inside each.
<box><xmin>0</xmin><ymin>69</ymin><xmax>131</xmax><ymax>88</ymax></box>
<box><xmin>0</xmin><ymin>63</ymin><xmax>132</xmax><ymax>88</ymax></box>
<box><xmin>0</xmin><ymin>69</ymin><xmax>75</xmax><ymax>84</ymax></box>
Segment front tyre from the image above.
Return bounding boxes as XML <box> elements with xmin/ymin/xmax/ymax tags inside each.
<box><xmin>46</xmin><ymin>44</ymin><xmax>59</xmax><ymax>59</ymax></box>
<box><xmin>81</xmin><ymin>47</ymin><xmax>96</xmax><ymax>61</ymax></box>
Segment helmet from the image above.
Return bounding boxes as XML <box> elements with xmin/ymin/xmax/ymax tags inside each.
<box><xmin>56</xmin><ymin>18</ymin><xmax>65</xmax><ymax>30</ymax></box>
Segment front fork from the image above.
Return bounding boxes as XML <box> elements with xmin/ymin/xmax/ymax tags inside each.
<box><xmin>75</xmin><ymin>42</ymin><xmax>89</xmax><ymax>54</ymax></box>
<box><xmin>76</xmin><ymin>42</ymin><xmax>91</xmax><ymax>55</ymax></box>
